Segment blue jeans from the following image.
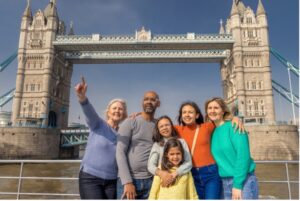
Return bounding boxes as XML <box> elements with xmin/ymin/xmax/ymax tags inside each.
<box><xmin>79</xmin><ymin>169</ymin><xmax>117</xmax><ymax>199</ymax></box>
<box><xmin>191</xmin><ymin>164</ymin><xmax>222</xmax><ymax>199</ymax></box>
<box><xmin>117</xmin><ymin>177</ymin><xmax>153</xmax><ymax>199</ymax></box>
<box><xmin>222</xmin><ymin>173</ymin><xmax>259</xmax><ymax>199</ymax></box>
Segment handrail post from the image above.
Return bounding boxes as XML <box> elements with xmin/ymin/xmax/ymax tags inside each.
<box><xmin>285</xmin><ymin>162</ymin><xmax>291</xmax><ymax>199</ymax></box>
<box><xmin>17</xmin><ymin>162</ymin><xmax>24</xmax><ymax>200</ymax></box>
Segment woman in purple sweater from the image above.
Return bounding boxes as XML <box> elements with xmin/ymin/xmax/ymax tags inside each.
<box><xmin>75</xmin><ymin>77</ymin><xmax>127</xmax><ymax>199</ymax></box>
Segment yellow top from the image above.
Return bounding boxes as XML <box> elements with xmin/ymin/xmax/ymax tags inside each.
<box><xmin>148</xmin><ymin>167</ymin><xmax>198</xmax><ymax>200</ymax></box>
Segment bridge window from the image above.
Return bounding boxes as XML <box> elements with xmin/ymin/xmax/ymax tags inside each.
<box><xmin>25</xmin><ymin>84</ymin><xmax>28</xmax><ymax>92</ymax></box>
<box><xmin>28</xmin><ymin>104</ymin><xmax>33</xmax><ymax>113</ymax></box>
<box><xmin>258</xmin><ymin>81</ymin><xmax>263</xmax><ymax>89</ymax></box>
<box><xmin>246</xmin><ymin>17</ymin><xmax>252</xmax><ymax>24</ymax></box>
<box><xmin>30</xmin><ymin>84</ymin><xmax>35</xmax><ymax>91</ymax></box>
<box><xmin>251</xmin><ymin>81</ymin><xmax>256</xmax><ymax>90</ymax></box>
<box><xmin>246</xmin><ymin>81</ymin><xmax>250</xmax><ymax>90</ymax></box>
<box><xmin>248</xmin><ymin>30</ymin><xmax>254</xmax><ymax>38</ymax></box>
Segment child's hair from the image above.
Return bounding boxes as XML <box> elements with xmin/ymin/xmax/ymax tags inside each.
<box><xmin>161</xmin><ymin>138</ymin><xmax>184</xmax><ymax>171</ymax></box>
<box><xmin>153</xmin><ymin>115</ymin><xmax>179</xmax><ymax>146</ymax></box>
<box><xmin>177</xmin><ymin>101</ymin><xmax>204</xmax><ymax>125</ymax></box>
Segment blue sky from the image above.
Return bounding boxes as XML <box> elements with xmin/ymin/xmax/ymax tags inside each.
<box><xmin>0</xmin><ymin>0</ymin><xmax>298</xmax><ymax>124</ymax></box>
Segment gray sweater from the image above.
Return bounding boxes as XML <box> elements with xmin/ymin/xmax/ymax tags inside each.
<box><xmin>116</xmin><ymin>115</ymin><xmax>155</xmax><ymax>185</ymax></box>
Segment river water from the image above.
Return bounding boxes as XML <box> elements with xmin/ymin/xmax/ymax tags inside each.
<box><xmin>0</xmin><ymin>162</ymin><xmax>298</xmax><ymax>199</ymax></box>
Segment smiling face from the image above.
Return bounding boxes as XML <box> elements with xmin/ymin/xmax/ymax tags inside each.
<box><xmin>142</xmin><ymin>92</ymin><xmax>160</xmax><ymax>114</ymax></box>
<box><xmin>107</xmin><ymin>101</ymin><xmax>126</xmax><ymax>123</ymax></box>
<box><xmin>167</xmin><ymin>147</ymin><xmax>183</xmax><ymax>167</ymax></box>
<box><xmin>207</xmin><ymin>100</ymin><xmax>224</xmax><ymax>123</ymax></box>
<box><xmin>181</xmin><ymin>105</ymin><xmax>199</xmax><ymax>126</ymax></box>
<box><xmin>157</xmin><ymin>118</ymin><xmax>172</xmax><ymax>138</ymax></box>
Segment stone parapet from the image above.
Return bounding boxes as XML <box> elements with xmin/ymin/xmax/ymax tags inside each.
<box><xmin>246</xmin><ymin>125</ymin><xmax>299</xmax><ymax>160</ymax></box>
<box><xmin>0</xmin><ymin>127</ymin><xmax>60</xmax><ymax>159</ymax></box>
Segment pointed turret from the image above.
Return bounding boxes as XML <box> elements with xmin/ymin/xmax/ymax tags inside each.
<box><xmin>23</xmin><ymin>0</ymin><xmax>32</xmax><ymax>18</ymax></box>
<box><xmin>219</xmin><ymin>19</ymin><xmax>225</xmax><ymax>34</ymax></box>
<box><xmin>230</xmin><ymin>0</ymin><xmax>239</xmax><ymax>16</ymax></box>
<box><xmin>237</xmin><ymin>1</ymin><xmax>246</xmax><ymax>14</ymax></box>
<box><xmin>68</xmin><ymin>21</ymin><xmax>74</xmax><ymax>35</ymax></box>
<box><xmin>256</xmin><ymin>0</ymin><xmax>266</xmax><ymax>16</ymax></box>
<box><xmin>44</xmin><ymin>0</ymin><xmax>58</xmax><ymax>18</ymax></box>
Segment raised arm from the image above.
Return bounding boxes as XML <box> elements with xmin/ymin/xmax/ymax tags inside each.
<box><xmin>75</xmin><ymin>76</ymin><xmax>104</xmax><ymax>131</ymax></box>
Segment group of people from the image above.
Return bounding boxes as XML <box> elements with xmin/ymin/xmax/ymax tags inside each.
<box><xmin>75</xmin><ymin>77</ymin><xmax>259</xmax><ymax>200</ymax></box>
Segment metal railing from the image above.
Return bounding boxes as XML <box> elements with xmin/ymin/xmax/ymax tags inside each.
<box><xmin>0</xmin><ymin>160</ymin><xmax>298</xmax><ymax>199</ymax></box>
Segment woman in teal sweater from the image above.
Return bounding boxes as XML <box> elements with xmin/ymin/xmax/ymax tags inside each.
<box><xmin>204</xmin><ymin>97</ymin><xmax>258</xmax><ymax>200</ymax></box>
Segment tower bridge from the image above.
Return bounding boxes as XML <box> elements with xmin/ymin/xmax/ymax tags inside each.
<box><xmin>0</xmin><ymin>0</ymin><xmax>298</xmax><ymax>159</ymax></box>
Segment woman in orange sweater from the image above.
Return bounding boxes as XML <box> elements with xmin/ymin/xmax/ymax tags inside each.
<box><xmin>174</xmin><ymin>101</ymin><xmax>241</xmax><ymax>199</ymax></box>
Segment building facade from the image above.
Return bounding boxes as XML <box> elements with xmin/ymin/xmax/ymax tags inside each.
<box><xmin>12</xmin><ymin>0</ymin><xmax>276</xmax><ymax>127</ymax></box>
<box><xmin>221</xmin><ymin>0</ymin><xmax>275</xmax><ymax>124</ymax></box>
<box><xmin>12</xmin><ymin>0</ymin><xmax>73</xmax><ymax>128</ymax></box>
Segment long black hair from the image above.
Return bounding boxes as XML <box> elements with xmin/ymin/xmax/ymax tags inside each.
<box><xmin>153</xmin><ymin>115</ymin><xmax>179</xmax><ymax>146</ymax></box>
<box><xmin>177</xmin><ymin>101</ymin><xmax>204</xmax><ymax>125</ymax></box>
<box><xmin>161</xmin><ymin>138</ymin><xmax>184</xmax><ymax>171</ymax></box>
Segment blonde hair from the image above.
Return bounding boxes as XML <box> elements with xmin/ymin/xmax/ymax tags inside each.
<box><xmin>204</xmin><ymin>97</ymin><xmax>232</xmax><ymax>122</ymax></box>
<box><xmin>105</xmin><ymin>98</ymin><xmax>128</xmax><ymax>121</ymax></box>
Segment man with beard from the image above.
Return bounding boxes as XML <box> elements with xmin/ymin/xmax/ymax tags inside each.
<box><xmin>116</xmin><ymin>91</ymin><xmax>160</xmax><ymax>199</ymax></box>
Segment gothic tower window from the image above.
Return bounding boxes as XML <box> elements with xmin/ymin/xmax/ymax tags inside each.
<box><xmin>251</xmin><ymin>81</ymin><xmax>256</xmax><ymax>90</ymax></box>
<box><xmin>246</xmin><ymin>17</ymin><xmax>252</xmax><ymax>24</ymax></box>
<box><xmin>30</xmin><ymin>84</ymin><xmax>35</xmax><ymax>91</ymax></box>
<box><xmin>25</xmin><ymin>84</ymin><xmax>28</xmax><ymax>92</ymax></box>
<box><xmin>28</xmin><ymin>104</ymin><xmax>33</xmax><ymax>117</ymax></box>
<box><xmin>37</xmin><ymin>84</ymin><xmax>41</xmax><ymax>91</ymax></box>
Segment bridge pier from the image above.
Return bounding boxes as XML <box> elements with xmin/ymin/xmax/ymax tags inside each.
<box><xmin>0</xmin><ymin>127</ymin><xmax>60</xmax><ymax>159</ymax></box>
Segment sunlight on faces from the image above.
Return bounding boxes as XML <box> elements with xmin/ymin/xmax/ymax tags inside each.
<box><xmin>142</xmin><ymin>92</ymin><xmax>160</xmax><ymax>114</ymax></box>
<box><xmin>167</xmin><ymin>147</ymin><xmax>183</xmax><ymax>167</ymax></box>
<box><xmin>107</xmin><ymin>101</ymin><xmax>126</xmax><ymax>123</ymax></box>
<box><xmin>207</xmin><ymin>101</ymin><xmax>224</xmax><ymax>122</ymax></box>
<box><xmin>181</xmin><ymin>105</ymin><xmax>199</xmax><ymax>126</ymax></box>
<box><xmin>157</xmin><ymin>118</ymin><xmax>172</xmax><ymax>138</ymax></box>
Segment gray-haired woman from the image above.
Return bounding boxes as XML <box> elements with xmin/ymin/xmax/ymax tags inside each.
<box><xmin>75</xmin><ymin>77</ymin><xmax>127</xmax><ymax>199</ymax></box>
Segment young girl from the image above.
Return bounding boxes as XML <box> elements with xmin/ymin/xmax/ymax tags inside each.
<box><xmin>147</xmin><ymin>115</ymin><xmax>192</xmax><ymax>185</ymax></box>
<box><xmin>148</xmin><ymin>138</ymin><xmax>198</xmax><ymax>200</ymax></box>
<box><xmin>205</xmin><ymin>97</ymin><xmax>258</xmax><ymax>199</ymax></box>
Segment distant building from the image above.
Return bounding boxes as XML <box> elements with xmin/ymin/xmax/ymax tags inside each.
<box><xmin>0</xmin><ymin>111</ymin><xmax>12</xmax><ymax>126</ymax></box>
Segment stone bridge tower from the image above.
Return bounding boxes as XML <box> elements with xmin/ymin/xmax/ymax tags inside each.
<box><xmin>12</xmin><ymin>0</ymin><xmax>73</xmax><ymax>128</ymax></box>
<box><xmin>221</xmin><ymin>0</ymin><xmax>275</xmax><ymax>124</ymax></box>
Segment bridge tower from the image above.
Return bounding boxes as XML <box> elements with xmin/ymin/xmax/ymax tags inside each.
<box><xmin>12</xmin><ymin>0</ymin><xmax>73</xmax><ymax>128</ymax></box>
<box><xmin>221</xmin><ymin>0</ymin><xmax>275</xmax><ymax>124</ymax></box>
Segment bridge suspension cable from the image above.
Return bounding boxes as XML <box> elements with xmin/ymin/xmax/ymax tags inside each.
<box><xmin>0</xmin><ymin>52</ymin><xmax>17</xmax><ymax>72</ymax></box>
<box><xmin>270</xmin><ymin>47</ymin><xmax>299</xmax><ymax>77</ymax></box>
<box><xmin>0</xmin><ymin>88</ymin><xmax>15</xmax><ymax>108</ymax></box>
<box><xmin>272</xmin><ymin>80</ymin><xmax>299</xmax><ymax>108</ymax></box>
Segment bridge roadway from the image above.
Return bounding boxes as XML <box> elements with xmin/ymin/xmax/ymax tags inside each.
<box><xmin>60</xmin><ymin>128</ymin><xmax>89</xmax><ymax>147</ymax></box>
<box><xmin>53</xmin><ymin>33</ymin><xmax>234</xmax><ymax>63</ymax></box>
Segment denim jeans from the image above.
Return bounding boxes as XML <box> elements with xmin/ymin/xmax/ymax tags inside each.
<box><xmin>222</xmin><ymin>172</ymin><xmax>259</xmax><ymax>199</ymax></box>
<box><xmin>117</xmin><ymin>177</ymin><xmax>153</xmax><ymax>199</ymax></box>
<box><xmin>79</xmin><ymin>169</ymin><xmax>117</xmax><ymax>199</ymax></box>
<box><xmin>191</xmin><ymin>164</ymin><xmax>222</xmax><ymax>199</ymax></box>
